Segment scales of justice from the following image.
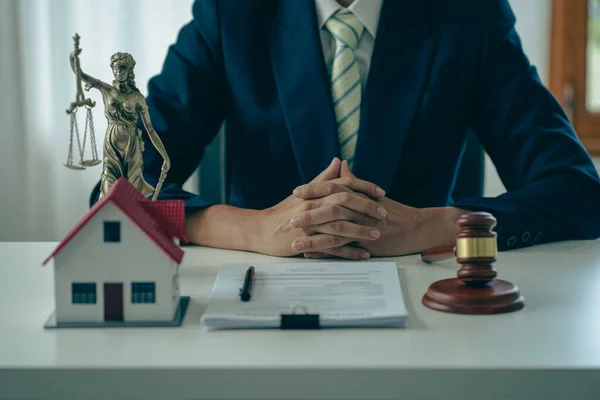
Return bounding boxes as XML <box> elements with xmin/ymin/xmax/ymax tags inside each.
<box><xmin>64</xmin><ymin>33</ymin><xmax>170</xmax><ymax>201</ymax></box>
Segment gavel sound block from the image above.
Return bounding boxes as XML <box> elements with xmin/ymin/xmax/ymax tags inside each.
<box><xmin>421</xmin><ymin>212</ymin><xmax>525</xmax><ymax>314</ymax></box>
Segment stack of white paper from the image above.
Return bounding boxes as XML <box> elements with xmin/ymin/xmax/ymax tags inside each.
<box><xmin>201</xmin><ymin>262</ymin><xmax>408</xmax><ymax>330</ymax></box>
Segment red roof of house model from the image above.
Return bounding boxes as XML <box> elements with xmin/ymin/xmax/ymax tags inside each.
<box><xmin>43</xmin><ymin>178</ymin><xmax>187</xmax><ymax>265</ymax></box>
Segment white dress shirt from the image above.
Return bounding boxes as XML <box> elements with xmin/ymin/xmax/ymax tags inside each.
<box><xmin>314</xmin><ymin>0</ymin><xmax>383</xmax><ymax>91</ymax></box>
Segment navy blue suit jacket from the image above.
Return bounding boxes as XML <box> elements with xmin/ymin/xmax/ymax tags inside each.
<box><xmin>91</xmin><ymin>0</ymin><xmax>600</xmax><ymax>251</ymax></box>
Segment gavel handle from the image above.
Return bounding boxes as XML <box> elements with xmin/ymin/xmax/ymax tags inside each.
<box><xmin>421</xmin><ymin>246</ymin><xmax>455</xmax><ymax>263</ymax></box>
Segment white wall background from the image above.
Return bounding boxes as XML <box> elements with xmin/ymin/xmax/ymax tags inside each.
<box><xmin>0</xmin><ymin>0</ymin><xmax>598</xmax><ymax>241</ymax></box>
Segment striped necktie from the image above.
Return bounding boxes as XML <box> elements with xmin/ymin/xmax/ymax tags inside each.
<box><xmin>325</xmin><ymin>11</ymin><xmax>365</xmax><ymax>169</ymax></box>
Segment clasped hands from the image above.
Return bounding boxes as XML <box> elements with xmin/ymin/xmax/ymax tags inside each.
<box><xmin>257</xmin><ymin>158</ymin><xmax>459</xmax><ymax>260</ymax></box>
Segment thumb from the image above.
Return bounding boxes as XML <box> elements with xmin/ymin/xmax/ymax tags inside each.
<box><xmin>311</xmin><ymin>157</ymin><xmax>341</xmax><ymax>183</ymax></box>
<box><xmin>340</xmin><ymin>160</ymin><xmax>354</xmax><ymax>178</ymax></box>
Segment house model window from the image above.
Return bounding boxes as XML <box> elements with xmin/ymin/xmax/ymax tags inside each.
<box><xmin>72</xmin><ymin>283</ymin><xmax>96</xmax><ymax>304</ymax></box>
<box><xmin>104</xmin><ymin>221</ymin><xmax>121</xmax><ymax>242</ymax></box>
<box><xmin>132</xmin><ymin>282</ymin><xmax>156</xmax><ymax>303</ymax></box>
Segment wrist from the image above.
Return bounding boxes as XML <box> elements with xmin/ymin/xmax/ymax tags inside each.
<box><xmin>244</xmin><ymin>209</ymin><xmax>265</xmax><ymax>253</ymax></box>
<box><xmin>184</xmin><ymin>205</ymin><xmax>263</xmax><ymax>253</ymax></box>
<box><xmin>416</xmin><ymin>206</ymin><xmax>464</xmax><ymax>250</ymax></box>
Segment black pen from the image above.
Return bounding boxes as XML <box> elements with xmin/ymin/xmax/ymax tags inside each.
<box><xmin>239</xmin><ymin>266</ymin><xmax>255</xmax><ymax>302</ymax></box>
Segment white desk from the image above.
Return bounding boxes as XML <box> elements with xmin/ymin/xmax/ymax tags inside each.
<box><xmin>1</xmin><ymin>241</ymin><xmax>600</xmax><ymax>399</ymax></box>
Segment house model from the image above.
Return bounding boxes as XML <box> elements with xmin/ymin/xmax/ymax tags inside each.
<box><xmin>42</xmin><ymin>177</ymin><xmax>190</xmax><ymax>328</ymax></box>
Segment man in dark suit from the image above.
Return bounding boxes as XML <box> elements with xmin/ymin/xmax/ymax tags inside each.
<box><xmin>92</xmin><ymin>0</ymin><xmax>600</xmax><ymax>259</ymax></box>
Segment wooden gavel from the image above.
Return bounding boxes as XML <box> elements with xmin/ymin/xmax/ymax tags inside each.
<box><xmin>420</xmin><ymin>211</ymin><xmax>524</xmax><ymax>314</ymax></box>
<box><xmin>421</xmin><ymin>211</ymin><xmax>499</xmax><ymax>284</ymax></box>
<box><xmin>421</xmin><ymin>246</ymin><xmax>457</xmax><ymax>263</ymax></box>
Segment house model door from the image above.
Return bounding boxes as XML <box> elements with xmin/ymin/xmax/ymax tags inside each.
<box><xmin>104</xmin><ymin>283</ymin><xmax>124</xmax><ymax>321</ymax></box>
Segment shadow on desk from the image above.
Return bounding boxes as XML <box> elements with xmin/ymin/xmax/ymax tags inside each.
<box><xmin>184</xmin><ymin>299</ymin><xmax>208</xmax><ymax>325</ymax></box>
<box><xmin>397</xmin><ymin>268</ymin><xmax>427</xmax><ymax>330</ymax></box>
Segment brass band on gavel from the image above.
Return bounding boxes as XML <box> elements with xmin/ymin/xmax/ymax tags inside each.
<box><xmin>455</xmin><ymin>237</ymin><xmax>497</xmax><ymax>259</ymax></box>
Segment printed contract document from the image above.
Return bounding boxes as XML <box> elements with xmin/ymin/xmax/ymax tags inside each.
<box><xmin>201</xmin><ymin>262</ymin><xmax>408</xmax><ymax>330</ymax></box>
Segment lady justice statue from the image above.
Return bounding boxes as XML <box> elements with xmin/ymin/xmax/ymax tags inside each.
<box><xmin>66</xmin><ymin>33</ymin><xmax>170</xmax><ymax>200</ymax></box>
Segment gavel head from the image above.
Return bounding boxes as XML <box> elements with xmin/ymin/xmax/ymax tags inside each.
<box><xmin>455</xmin><ymin>212</ymin><xmax>498</xmax><ymax>286</ymax></box>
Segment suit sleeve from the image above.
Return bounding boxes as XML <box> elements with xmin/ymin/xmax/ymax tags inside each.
<box><xmin>453</xmin><ymin>0</ymin><xmax>600</xmax><ymax>251</ymax></box>
<box><xmin>90</xmin><ymin>0</ymin><xmax>228</xmax><ymax>211</ymax></box>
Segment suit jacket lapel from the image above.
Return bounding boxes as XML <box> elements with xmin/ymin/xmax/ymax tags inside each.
<box><xmin>266</xmin><ymin>0</ymin><xmax>340</xmax><ymax>183</ymax></box>
<box><xmin>353</xmin><ymin>0</ymin><xmax>440</xmax><ymax>191</ymax></box>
